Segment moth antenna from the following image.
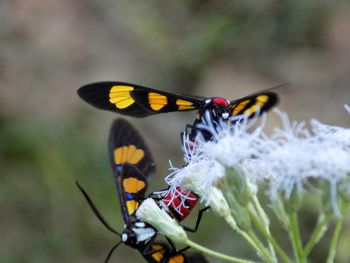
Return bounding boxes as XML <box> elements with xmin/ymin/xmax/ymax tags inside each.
<box><xmin>104</xmin><ymin>241</ymin><xmax>122</xmax><ymax>263</ymax></box>
<box><xmin>76</xmin><ymin>181</ymin><xmax>121</xmax><ymax>237</ymax></box>
<box><xmin>262</xmin><ymin>82</ymin><xmax>291</xmax><ymax>95</ymax></box>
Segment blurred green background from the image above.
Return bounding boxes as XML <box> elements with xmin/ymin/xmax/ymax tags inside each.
<box><xmin>1</xmin><ymin>1</ymin><xmax>350</xmax><ymax>262</ymax></box>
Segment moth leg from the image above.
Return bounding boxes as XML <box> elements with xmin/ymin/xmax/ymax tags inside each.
<box><xmin>181</xmin><ymin>207</ymin><xmax>210</xmax><ymax>233</ymax></box>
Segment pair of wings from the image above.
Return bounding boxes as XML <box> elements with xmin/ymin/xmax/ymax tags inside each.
<box><xmin>78</xmin><ymin>81</ymin><xmax>278</xmax><ymax>119</ymax></box>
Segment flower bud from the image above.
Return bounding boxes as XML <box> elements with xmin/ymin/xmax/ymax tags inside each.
<box><xmin>136</xmin><ymin>198</ymin><xmax>188</xmax><ymax>244</ymax></box>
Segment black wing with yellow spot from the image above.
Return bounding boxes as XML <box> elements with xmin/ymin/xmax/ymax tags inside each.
<box><xmin>108</xmin><ymin>118</ymin><xmax>155</xmax><ymax>222</ymax></box>
<box><xmin>78</xmin><ymin>82</ymin><xmax>204</xmax><ymax>117</ymax></box>
<box><xmin>143</xmin><ymin>242</ymin><xmax>208</xmax><ymax>263</ymax></box>
<box><xmin>230</xmin><ymin>91</ymin><xmax>278</xmax><ymax>119</ymax></box>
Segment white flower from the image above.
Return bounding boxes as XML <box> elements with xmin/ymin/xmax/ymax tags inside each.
<box><xmin>264</xmin><ymin>109</ymin><xmax>350</xmax><ymax>210</ymax></box>
<box><xmin>168</xmin><ymin>107</ymin><xmax>350</xmax><ymax>215</ymax></box>
<box><xmin>166</xmin><ymin>158</ymin><xmax>225</xmax><ymax>201</ymax></box>
<box><xmin>136</xmin><ymin>198</ymin><xmax>188</xmax><ymax>244</ymax></box>
<box><xmin>310</xmin><ymin>113</ymin><xmax>350</xmax><ymax>148</ymax></box>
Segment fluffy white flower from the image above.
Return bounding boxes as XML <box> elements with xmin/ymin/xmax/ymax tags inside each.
<box><xmin>310</xmin><ymin>120</ymin><xmax>350</xmax><ymax>148</ymax></box>
<box><xmin>264</xmin><ymin>108</ymin><xmax>350</xmax><ymax>206</ymax></box>
<box><xmin>166</xmin><ymin>155</ymin><xmax>225</xmax><ymax>204</ymax></box>
<box><xmin>168</xmin><ymin>107</ymin><xmax>350</xmax><ymax>214</ymax></box>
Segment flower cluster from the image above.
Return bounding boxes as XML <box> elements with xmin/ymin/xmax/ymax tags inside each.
<box><xmin>137</xmin><ymin>105</ymin><xmax>350</xmax><ymax>263</ymax></box>
<box><xmin>167</xmin><ymin>107</ymin><xmax>350</xmax><ymax>213</ymax></box>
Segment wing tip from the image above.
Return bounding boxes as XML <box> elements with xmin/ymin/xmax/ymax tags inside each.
<box><xmin>77</xmin><ymin>82</ymin><xmax>116</xmax><ymax>111</ymax></box>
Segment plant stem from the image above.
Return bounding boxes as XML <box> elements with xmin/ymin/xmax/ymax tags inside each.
<box><xmin>289</xmin><ymin>213</ymin><xmax>306</xmax><ymax>263</ymax></box>
<box><xmin>249</xmin><ymin>209</ymin><xmax>293</xmax><ymax>263</ymax></box>
<box><xmin>326</xmin><ymin>216</ymin><xmax>343</xmax><ymax>263</ymax></box>
<box><xmin>226</xmin><ymin>216</ymin><xmax>256</xmax><ymax>249</ymax></box>
<box><xmin>186</xmin><ymin>239</ymin><xmax>257</xmax><ymax>263</ymax></box>
<box><xmin>251</xmin><ymin>195</ymin><xmax>277</xmax><ymax>261</ymax></box>
<box><xmin>304</xmin><ymin>212</ymin><xmax>331</xmax><ymax>257</ymax></box>
<box><xmin>226</xmin><ymin>215</ymin><xmax>273</xmax><ymax>263</ymax></box>
<box><xmin>246</xmin><ymin>230</ymin><xmax>275</xmax><ymax>263</ymax></box>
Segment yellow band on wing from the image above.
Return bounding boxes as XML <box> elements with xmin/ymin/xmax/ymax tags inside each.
<box><xmin>109</xmin><ymin>85</ymin><xmax>135</xmax><ymax>109</ymax></box>
<box><xmin>176</xmin><ymin>99</ymin><xmax>195</xmax><ymax>111</ymax></box>
<box><xmin>244</xmin><ymin>95</ymin><xmax>269</xmax><ymax>116</ymax></box>
<box><xmin>231</xmin><ymin>100</ymin><xmax>251</xmax><ymax>116</ymax></box>
<box><xmin>123</xmin><ymin>177</ymin><xmax>146</xmax><ymax>193</ymax></box>
<box><xmin>151</xmin><ymin>244</ymin><xmax>165</xmax><ymax>262</ymax></box>
<box><xmin>148</xmin><ymin>92</ymin><xmax>168</xmax><ymax>111</ymax></box>
<box><xmin>114</xmin><ymin>145</ymin><xmax>145</xmax><ymax>165</ymax></box>
<box><xmin>126</xmin><ymin>200</ymin><xmax>139</xmax><ymax>215</ymax></box>
<box><xmin>257</xmin><ymin>95</ymin><xmax>269</xmax><ymax>103</ymax></box>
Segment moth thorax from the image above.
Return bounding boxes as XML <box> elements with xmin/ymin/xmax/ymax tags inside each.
<box><xmin>132</xmin><ymin>222</ymin><xmax>155</xmax><ymax>243</ymax></box>
<box><xmin>121</xmin><ymin>221</ymin><xmax>155</xmax><ymax>247</ymax></box>
<box><xmin>211</xmin><ymin>97</ymin><xmax>230</xmax><ymax>107</ymax></box>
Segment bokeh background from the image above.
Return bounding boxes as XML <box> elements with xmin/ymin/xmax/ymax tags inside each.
<box><xmin>1</xmin><ymin>1</ymin><xmax>350</xmax><ymax>262</ymax></box>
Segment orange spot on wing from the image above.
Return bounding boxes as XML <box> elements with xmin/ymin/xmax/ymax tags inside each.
<box><xmin>114</xmin><ymin>145</ymin><xmax>144</xmax><ymax>165</ymax></box>
<box><xmin>176</xmin><ymin>99</ymin><xmax>195</xmax><ymax>111</ymax></box>
<box><xmin>148</xmin><ymin>92</ymin><xmax>168</xmax><ymax>111</ymax></box>
<box><xmin>126</xmin><ymin>200</ymin><xmax>139</xmax><ymax>215</ymax></box>
<box><xmin>168</xmin><ymin>255</ymin><xmax>185</xmax><ymax>263</ymax></box>
<box><xmin>151</xmin><ymin>244</ymin><xmax>166</xmax><ymax>262</ymax></box>
<box><xmin>231</xmin><ymin>100</ymin><xmax>250</xmax><ymax>116</ymax></box>
<box><xmin>123</xmin><ymin>177</ymin><xmax>146</xmax><ymax>193</ymax></box>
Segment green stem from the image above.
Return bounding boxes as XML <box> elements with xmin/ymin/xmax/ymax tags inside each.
<box><xmin>186</xmin><ymin>239</ymin><xmax>257</xmax><ymax>263</ymax></box>
<box><xmin>289</xmin><ymin>213</ymin><xmax>306</xmax><ymax>263</ymax></box>
<box><xmin>225</xmin><ymin>216</ymin><xmax>262</xmax><ymax>254</ymax></box>
<box><xmin>326</xmin><ymin>216</ymin><xmax>343</xmax><ymax>263</ymax></box>
<box><xmin>251</xmin><ymin>195</ymin><xmax>277</xmax><ymax>261</ymax></box>
<box><xmin>225</xmin><ymin>215</ymin><xmax>274</xmax><ymax>263</ymax></box>
<box><xmin>249</xmin><ymin>209</ymin><xmax>292</xmax><ymax>263</ymax></box>
<box><xmin>304</xmin><ymin>213</ymin><xmax>331</xmax><ymax>257</ymax></box>
<box><xmin>246</xmin><ymin>230</ymin><xmax>275</xmax><ymax>263</ymax></box>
